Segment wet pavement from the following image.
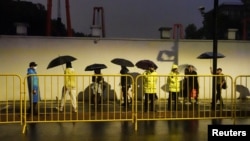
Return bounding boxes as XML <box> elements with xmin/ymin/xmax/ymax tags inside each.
<box><xmin>1</xmin><ymin>118</ymin><xmax>250</xmax><ymax>141</ymax></box>
<box><xmin>0</xmin><ymin>99</ymin><xmax>250</xmax><ymax>141</ymax></box>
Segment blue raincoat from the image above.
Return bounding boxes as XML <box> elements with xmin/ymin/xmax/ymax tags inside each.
<box><xmin>27</xmin><ymin>68</ymin><xmax>39</xmax><ymax>103</ymax></box>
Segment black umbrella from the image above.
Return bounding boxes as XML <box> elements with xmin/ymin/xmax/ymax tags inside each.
<box><xmin>135</xmin><ymin>59</ymin><xmax>158</xmax><ymax>70</ymax></box>
<box><xmin>197</xmin><ymin>52</ymin><xmax>225</xmax><ymax>59</ymax></box>
<box><xmin>111</xmin><ymin>58</ymin><xmax>134</xmax><ymax>67</ymax></box>
<box><xmin>47</xmin><ymin>55</ymin><xmax>77</xmax><ymax>69</ymax></box>
<box><xmin>85</xmin><ymin>63</ymin><xmax>107</xmax><ymax>71</ymax></box>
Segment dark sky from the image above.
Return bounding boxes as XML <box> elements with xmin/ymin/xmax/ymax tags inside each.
<box><xmin>24</xmin><ymin>0</ymin><xmax>242</xmax><ymax>38</ymax></box>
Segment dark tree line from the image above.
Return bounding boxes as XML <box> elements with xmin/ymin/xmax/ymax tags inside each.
<box><xmin>0</xmin><ymin>0</ymin><xmax>85</xmax><ymax>37</ymax></box>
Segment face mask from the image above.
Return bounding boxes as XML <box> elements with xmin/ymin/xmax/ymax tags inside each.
<box><xmin>34</xmin><ymin>67</ymin><xmax>37</xmax><ymax>70</ymax></box>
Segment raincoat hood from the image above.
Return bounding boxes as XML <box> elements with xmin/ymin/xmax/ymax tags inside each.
<box><xmin>172</xmin><ymin>64</ymin><xmax>178</xmax><ymax>69</ymax></box>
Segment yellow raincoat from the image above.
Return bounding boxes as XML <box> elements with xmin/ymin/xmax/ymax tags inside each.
<box><xmin>143</xmin><ymin>70</ymin><xmax>158</xmax><ymax>94</ymax></box>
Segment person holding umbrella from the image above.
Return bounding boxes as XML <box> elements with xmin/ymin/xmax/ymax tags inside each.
<box><xmin>210</xmin><ymin>67</ymin><xmax>226</xmax><ymax>106</ymax></box>
<box><xmin>57</xmin><ymin>62</ymin><xmax>77</xmax><ymax>112</ymax></box>
<box><xmin>167</xmin><ymin>64</ymin><xmax>180</xmax><ymax>111</ymax></box>
<box><xmin>111</xmin><ymin>58</ymin><xmax>134</xmax><ymax>107</ymax></box>
<box><xmin>91</xmin><ymin>69</ymin><xmax>105</xmax><ymax>105</ymax></box>
<box><xmin>85</xmin><ymin>63</ymin><xmax>107</xmax><ymax>106</ymax></box>
<box><xmin>120</xmin><ymin>66</ymin><xmax>132</xmax><ymax>107</ymax></box>
<box><xmin>27</xmin><ymin>62</ymin><xmax>40</xmax><ymax>115</ymax></box>
<box><xmin>142</xmin><ymin>64</ymin><xmax>158</xmax><ymax>112</ymax></box>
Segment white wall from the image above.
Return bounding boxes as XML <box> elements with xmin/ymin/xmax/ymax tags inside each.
<box><xmin>0</xmin><ymin>35</ymin><xmax>249</xmax><ymax>100</ymax></box>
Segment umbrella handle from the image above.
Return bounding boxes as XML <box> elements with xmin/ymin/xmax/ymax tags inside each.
<box><xmin>57</xmin><ymin>54</ymin><xmax>65</xmax><ymax>71</ymax></box>
<box><xmin>61</xmin><ymin>64</ymin><xmax>65</xmax><ymax>71</ymax></box>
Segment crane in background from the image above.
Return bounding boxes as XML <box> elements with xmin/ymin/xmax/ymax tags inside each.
<box><xmin>46</xmin><ymin>0</ymin><xmax>72</xmax><ymax>36</ymax></box>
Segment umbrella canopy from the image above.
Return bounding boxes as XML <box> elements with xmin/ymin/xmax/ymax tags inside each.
<box><xmin>111</xmin><ymin>58</ymin><xmax>134</xmax><ymax>67</ymax></box>
<box><xmin>135</xmin><ymin>59</ymin><xmax>158</xmax><ymax>70</ymax></box>
<box><xmin>47</xmin><ymin>55</ymin><xmax>77</xmax><ymax>69</ymax></box>
<box><xmin>197</xmin><ymin>52</ymin><xmax>225</xmax><ymax>59</ymax></box>
<box><xmin>85</xmin><ymin>63</ymin><xmax>107</xmax><ymax>71</ymax></box>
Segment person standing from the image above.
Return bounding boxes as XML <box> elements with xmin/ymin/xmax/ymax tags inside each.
<box><xmin>184</xmin><ymin>65</ymin><xmax>199</xmax><ymax>104</ymax></box>
<box><xmin>27</xmin><ymin>62</ymin><xmax>40</xmax><ymax>115</ymax></box>
<box><xmin>91</xmin><ymin>69</ymin><xmax>105</xmax><ymax>105</ymax></box>
<box><xmin>57</xmin><ymin>62</ymin><xmax>77</xmax><ymax>112</ymax></box>
<box><xmin>143</xmin><ymin>64</ymin><xmax>158</xmax><ymax>112</ymax></box>
<box><xmin>120</xmin><ymin>66</ymin><xmax>132</xmax><ymax>106</ymax></box>
<box><xmin>183</xmin><ymin>67</ymin><xmax>190</xmax><ymax>103</ymax></box>
<box><xmin>210</xmin><ymin>67</ymin><xmax>226</xmax><ymax>106</ymax></box>
<box><xmin>167</xmin><ymin>64</ymin><xmax>180</xmax><ymax>111</ymax></box>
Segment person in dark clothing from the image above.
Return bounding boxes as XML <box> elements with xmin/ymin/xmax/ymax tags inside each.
<box><xmin>184</xmin><ymin>65</ymin><xmax>199</xmax><ymax>104</ymax></box>
<box><xmin>210</xmin><ymin>67</ymin><xmax>226</xmax><ymax>106</ymax></box>
<box><xmin>91</xmin><ymin>69</ymin><xmax>105</xmax><ymax>105</ymax></box>
<box><xmin>183</xmin><ymin>67</ymin><xmax>189</xmax><ymax>102</ymax></box>
<box><xmin>120</xmin><ymin>66</ymin><xmax>132</xmax><ymax>106</ymax></box>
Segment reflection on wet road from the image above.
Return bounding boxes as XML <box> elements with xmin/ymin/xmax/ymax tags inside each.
<box><xmin>0</xmin><ymin>119</ymin><xmax>249</xmax><ymax>141</ymax></box>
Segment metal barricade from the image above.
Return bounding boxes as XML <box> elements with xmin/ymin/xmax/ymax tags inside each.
<box><xmin>3</xmin><ymin>73</ymin><xmax>249</xmax><ymax>133</ymax></box>
<box><xmin>134</xmin><ymin>74</ymin><xmax>234</xmax><ymax>130</ymax></box>
<box><xmin>22</xmin><ymin>74</ymin><xmax>135</xmax><ymax>133</ymax></box>
<box><xmin>0</xmin><ymin>74</ymin><xmax>22</xmax><ymax>125</ymax></box>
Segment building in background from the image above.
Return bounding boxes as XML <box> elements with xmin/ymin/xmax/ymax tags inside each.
<box><xmin>203</xmin><ymin>2</ymin><xmax>249</xmax><ymax>40</ymax></box>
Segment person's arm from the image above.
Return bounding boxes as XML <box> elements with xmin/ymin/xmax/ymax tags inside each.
<box><xmin>210</xmin><ymin>67</ymin><xmax>213</xmax><ymax>74</ymax></box>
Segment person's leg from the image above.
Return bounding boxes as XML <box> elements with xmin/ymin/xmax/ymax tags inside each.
<box><xmin>32</xmin><ymin>88</ymin><xmax>39</xmax><ymax>115</ymax></box>
<box><xmin>97</xmin><ymin>93</ymin><xmax>101</xmax><ymax>104</ymax></box>
<box><xmin>216</xmin><ymin>85</ymin><xmax>220</xmax><ymax>103</ymax></box>
<box><xmin>121</xmin><ymin>86</ymin><xmax>127</xmax><ymax>106</ymax></box>
<box><xmin>69</xmin><ymin>88</ymin><xmax>77</xmax><ymax>112</ymax></box>
<box><xmin>189</xmin><ymin>88</ymin><xmax>192</xmax><ymax>102</ymax></box>
<box><xmin>168</xmin><ymin>92</ymin><xmax>172</xmax><ymax>110</ymax></box>
<box><xmin>183</xmin><ymin>80</ymin><xmax>187</xmax><ymax>102</ymax></box>
<box><xmin>149</xmin><ymin>94</ymin><xmax>154</xmax><ymax>111</ymax></box>
<box><xmin>59</xmin><ymin>86</ymin><xmax>67</xmax><ymax>111</ymax></box>
<box><xmin>127</xmin><ymin>86</ymin><xmax>132</xmax><ymax>104</ymax></box>
<box><xmin>98</xmin><ymin>84</ymin><xmax>102</xmax><ymax>104</ymax></box>
<box><xmin>173</xmin><ymin>92</ymin><xmax>178</xmax><ymax>110</ymax></box>
<box><xmin>195</xmin><ymin>90</ymin><xmax>199</xmax><ymax>103</ymax></box>
<box><xmin>91</xmin><ymin>83</ymin><xmax>98</xmax><ymax>105</ymax></box>
<box><xmin>144</xmin><ymin>93</ymin><xmax>149</xmax><ymax>111</ymax></box>
<box><xmin>33</xmin><ymin>102</ymin><xmax>38</xmax><ymax>115</ymax></box>
<box><xmin>183</xmin><ymin>89</ymin><xmax>187</xmax><ymax>103</ymax></box>
<box><xmin>27</xmin><ymin>92</ymin><xmax>32</xmax><ymax>113</ymax></box>
<box><xmin>217</xmin><ymin>85</ymin><xmax>223</xmax><ymax>106</ymax></box>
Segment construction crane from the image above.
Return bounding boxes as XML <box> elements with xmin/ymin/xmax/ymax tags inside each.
<box><xmin>92</xmin><ymin>7</ymin><xmax>105</xmax><ymax>37</ymax></box>
<box><xmin>46</xmin><ymin>0</ymin><xmax>72</xmax><ymax>36</ymax></box>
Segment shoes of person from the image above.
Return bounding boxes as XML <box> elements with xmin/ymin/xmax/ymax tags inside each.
<box><xmin>121</xmin><ymin>103</ymin><xmax>129</xmax><ymax>106</ymax></box>
<box><xmin>27</xmin><ymin>108</ymin><xmax>31</xmax><ymax>113</ymax></box>
<box><xmin>73</xmin><ymin>108</ymin><xmax>78</xmax><ymax>113</ymax></box>
<box><xmin>55</xmin><ymin>107</ymin><xmax>63</xmax><ymax>112</ymax></box>
<box><xmin>195</xmin><ymin>102</ymin><xmax>200</xmax><ymax>104</ymax></box>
